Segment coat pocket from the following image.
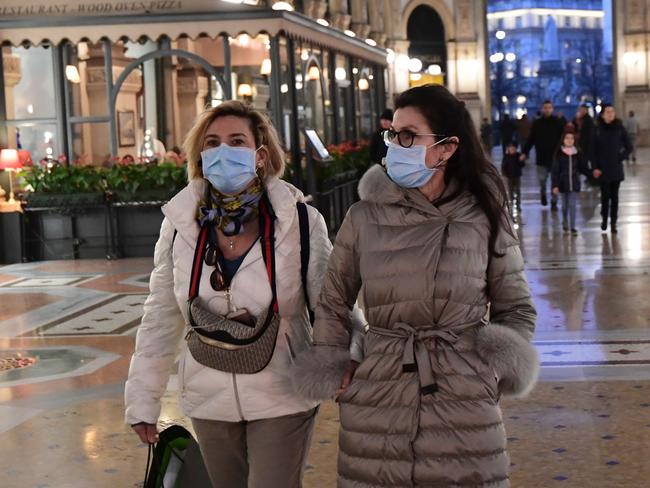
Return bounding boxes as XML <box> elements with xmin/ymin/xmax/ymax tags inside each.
<box><xmin>452</xmin><ymin>347</ymin><xmax>501</xmax><ymax>403</ymax></box>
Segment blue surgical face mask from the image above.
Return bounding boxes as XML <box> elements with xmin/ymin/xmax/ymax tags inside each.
<box><xmin>201</xmin><ymin>144</ymin><xmax>261</xmax><ymax>195</ymax></box>
<box><xmin>384</xmin><ymin>138</ymin><xmax>450</xmax><ymax>188</ymax></box>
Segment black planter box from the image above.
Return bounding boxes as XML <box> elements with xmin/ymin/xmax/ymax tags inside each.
<box><xmin>113</xmin><ymin>203</ymin><xmax>164</xmax><ymax>258</ymax></box>
<box><xmin>23</xmin><ymin>206</ymin><xmax>109</xmax><ymax>261</ymax></box>
<box><xmin>0</xmin><ymin>210</ymin><xmax>23</xmax><ymax>264</ymax></box>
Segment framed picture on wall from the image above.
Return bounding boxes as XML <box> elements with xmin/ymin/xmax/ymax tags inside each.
<box><xmin>117</xmin><ymin>110</ymin><xmax>136</xmax><ymax>147</ymax></box>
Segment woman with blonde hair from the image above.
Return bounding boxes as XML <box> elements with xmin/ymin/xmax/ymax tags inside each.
<box><xmin>125</xmin><ymin>101</ymin><xmax>358</xmax><ymax>487</ymax></box>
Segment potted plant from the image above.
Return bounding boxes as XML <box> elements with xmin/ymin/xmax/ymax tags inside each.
<box><xmin>107</xmin><ymin>163</ymin><xmax>187</xmax><ymax>257</ymax></box>
<box><xmin>106</xmin><ymin>163</ymin><xmax>187</xmax><ymax>203</ymax></box>
<box><xmin>21</xmin><ymin>164</ymin><xmax>106</xmax><ymax>208</ymax></box>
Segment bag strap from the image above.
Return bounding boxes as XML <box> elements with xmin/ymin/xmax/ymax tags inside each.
<box><xmin>296</xmin><ymin>202</ymin><xmax>314</xmax><ymax>324</ymax></box>
<box><xmin>187</xmin><ymin>195</ymin><xmax>278</xmax><ymax>313</ymax></box>
<box><xmin>259</xmin><ymin>194</ymin><xmax>279</xmax><ymax>314</ymax></box>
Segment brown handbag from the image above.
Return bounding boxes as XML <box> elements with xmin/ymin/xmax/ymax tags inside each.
<box><xmin>185</xmin><ymin>194</ymin><xmax>281</xmax><ymax>374</ymax></box>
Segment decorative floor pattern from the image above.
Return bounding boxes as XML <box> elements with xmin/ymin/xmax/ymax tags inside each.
<box><xmin>21</xmin><ymin>294</ymin><xmax>148</xmax><ymax>337</ymax></box>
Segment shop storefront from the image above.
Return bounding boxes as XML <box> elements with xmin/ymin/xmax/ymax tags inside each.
<box><xmin>0</xmin><ymin>1</ymin><xmax>387</xmax><ymax>186</ymax></box>
<box><xmin>0</xmin><ymin>1</ymin><xmax>386</xmax><ymax>263</ymax></box>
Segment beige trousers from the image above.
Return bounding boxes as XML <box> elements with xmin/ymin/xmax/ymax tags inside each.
<box><xmin>192</xmin><ymin>408</ymin><xmax>317</xmax><ymax>488</ymax></box>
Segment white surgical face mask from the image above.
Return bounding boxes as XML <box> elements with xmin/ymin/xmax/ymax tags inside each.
<box><xmin>201</xmin><ymin>144</ymin><xmax>262</xmax><ymax>194</ymax></box>
<box><xmin>384</xmin><ymin>137</ymin><xmax>450</xmax><ymax>188</ymax></box>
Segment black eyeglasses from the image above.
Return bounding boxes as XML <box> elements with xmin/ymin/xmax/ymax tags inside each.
<box><xmin>383</xmin><ymin>129</ymin><xmax>451</xmax><ymax>149</ymax></box>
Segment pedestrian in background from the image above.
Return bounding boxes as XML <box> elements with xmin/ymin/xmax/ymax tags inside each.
<box><xmin>516</xmin><ymin>113</ymin><xmax>532</xmax><ymax>150</ymax></box>
<box><xmin>592</xmin><ymin>104</ymin><xmax>633</xmax><ymax>234</ymax></box>
<box><xmin>573</xmin><ymin>104</ymin><xmax>595</xmax><ymax>163</ymax></box>
<box><xmin>480</xmin><ymin>117</ymin><xmax>493</xmax><ymax>155</ymax></box>
<box><xmin>500</xmin><ymin>113</ymin><xmax>517</xmax><ymax>154</ymax></box>
<box><xmin>552</xmin><ymin>129</ymin><xmax>588</xmax><ymax>236</ymax></box>
<box><xmin>369</xmin><ymin>109</ymin><xmax>393</xmax><ymax>165</ymax></box>
<box><xmin>521</xmin><ymin>100</ymin><xmax>565</xmax><ymax>210</ymax></box>
<box><xmin>623</xmin><ymin>110</ymin><xmax>639</xmax><ymax>163</ymax></box>
<box><xmin>502</xmin><ymin>141</ymin><xmax>525</xmax><ymax>211</ymax></box>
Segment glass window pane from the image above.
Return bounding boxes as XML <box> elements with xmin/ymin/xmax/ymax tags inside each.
<box><xmin>230</xmin><ymin>34</ymin><xmax>272</xmax><ymax>113</ymax></box>
<box><xmin>65</xmin><ymin>41</ymin><xmax>111</xmax><ymax>118</ymax></box>
<box><xmin>355</xmin><ymin>63</ymin><xmax>375</xmax><ymax>140</ymax></box>
<box><xmin>322</xmin><ymin>50</ymin><xmax>334</xmax><ymax>144</ymax></box>
<box><xmin>2</xmin><ymin>45</ymin><xmax>56</xmax><ymax>120</ymax></box>
<box><xmin>303</xmin><ymin>46</ymin><xmax>326</xmax><ymax>143</ymax></box>
<box><xmin>69</xmin><ymin>122</ymin><xmax>110</xmax><ymax>166</ymax></box>
<box><xmin>279</xmin><ymin>36</ymin><xmax>293</xmax><ymax>150</ymax></box>
<box><xmin>335</xmin><ymin>54</ymin><xmax>352</xmax><ymax>142</ymax></box>
<box><xmin>2</xmin><ymin>123</ymin><xmax>59</xmax><ymax>164</ymax></box>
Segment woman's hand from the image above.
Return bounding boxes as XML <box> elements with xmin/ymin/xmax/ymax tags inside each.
<box><xmin>132</xmin><ymin>422</ymin><xmax>159</xmax><ymax>444</ymax></box>
<box><xmin>335</xmin><ymin>360</ymin><xmax>360</xmax><ymax>399</ymax></box>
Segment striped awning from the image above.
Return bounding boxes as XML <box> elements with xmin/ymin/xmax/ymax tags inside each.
<box><xmin>0</xmin><ymin>10</ymin><xmax>387</xmax><ymax>65</ymax></box>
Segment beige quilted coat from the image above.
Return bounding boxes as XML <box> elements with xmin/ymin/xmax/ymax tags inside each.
<box><xmin>294</xmin><ymin>165</ymin><xmax>538</xmax><ymax>488</ymax></box>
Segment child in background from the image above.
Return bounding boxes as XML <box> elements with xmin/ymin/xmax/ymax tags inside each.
<box><xmin>552</xmin><ymin>130</ymin><xmax>588</xmax><ymax>235</ymax></box>
<box><xmin>501</xmin><ymin>141</ymin><xmax>525</xmax><ymax>211</ymax></box>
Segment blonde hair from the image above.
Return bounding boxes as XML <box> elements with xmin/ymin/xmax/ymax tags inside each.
<box><xmin>183</xmin><ymin>101</ymin><xmax>286</xmax><ymax>181</ymax></box>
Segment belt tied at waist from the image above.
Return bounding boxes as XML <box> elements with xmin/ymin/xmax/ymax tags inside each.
<box><xmin>370</xmin><ymin>321</ymin><xmax>480</xmax><ymax>396</ymax></box>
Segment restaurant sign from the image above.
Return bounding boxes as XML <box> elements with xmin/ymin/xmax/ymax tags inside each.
<box><xmin>0</xmin><ymin>0</ymin><xmax>260</xmax><ymax>18</ymax></box>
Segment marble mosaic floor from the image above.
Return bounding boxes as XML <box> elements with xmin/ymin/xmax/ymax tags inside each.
<box><xmin>1</xmin><ymin>150</ymin><xmax>650</xmax><ymax>487</ymax></box>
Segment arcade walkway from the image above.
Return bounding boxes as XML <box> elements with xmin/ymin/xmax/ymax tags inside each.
<box><xmin>1</xmin><ymin>151</ymin><xmax>649</xmax><ymax>487</ymax></box>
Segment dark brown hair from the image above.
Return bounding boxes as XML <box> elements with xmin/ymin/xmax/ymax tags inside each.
<box><xmin>394</xmin><ymin>84</ymin><xmax>511</xmax><ymax>257</ymax></box>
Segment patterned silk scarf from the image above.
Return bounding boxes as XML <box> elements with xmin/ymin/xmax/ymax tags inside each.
<box><xmin>198</xmin><ymin>179</ymin><xmax>264</xmax><ymax>236</ymax></box>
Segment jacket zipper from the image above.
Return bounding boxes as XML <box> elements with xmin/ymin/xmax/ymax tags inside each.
<box><xmin>232</xmin><ymin>373</ymin><xmax>245</xmax><ymax>421</ymax></box>
<box><xmin>569</xmin><ymin>154</ymin><xmax>573</xmax><ymax>191</ymax></box>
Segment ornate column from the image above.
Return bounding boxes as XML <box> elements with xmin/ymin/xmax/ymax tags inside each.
<box><xmin>350</xmin><ymin>0</ymin><xmax>371</xmax><ymax>39</ymax></box>
<box><xmin>329</xmin><ymin>0</ymin><xmax>351</xmax><ymax>31</ymax></box>
<box><xmin>2</xmin><ymin>52</ymin><xmax>21</xmax><ymax>120</ymax></box>
<box><xmin>303</xmin><ymin>0</ymin><xmax>327</xmax><ymax>19</ymax></box>
<box><xmin>368</xmin><ymin>0</ymin><xmax>386</xmax><ymax>46</ymax></box>
<box><xmin>177</xmin><ymin>68</ymin><xmax>209</xmax><ymax>143</ymax></box>
<box><xmin>617</xmin><ymin>0</ymin><xmax>650</xmax><ymax>145</ymax></box>
<box><xmin>449</xmin><ymin>0</ymin><xmax>487</xmax><ymax>126</ymax></box>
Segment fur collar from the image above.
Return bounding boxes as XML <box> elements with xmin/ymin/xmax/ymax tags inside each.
<box><xmin>358</xmin><ymin>164</ymin><xmax>406</xmax><ymax>205</ymax></box>
<box><xmin>357</xmin><ymin>164</ymin><xmax>470</xmax><ymax>218</ymax></box>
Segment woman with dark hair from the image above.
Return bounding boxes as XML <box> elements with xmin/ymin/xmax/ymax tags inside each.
<box><xmin>592</xmin><ymin>104</ymin><xmax>632</xmax><ymax>233</ymax></box>
<box><xmin>293</xmin><ymin>84</ymin><xmax>538</xmax><ymax>487</ymax></box>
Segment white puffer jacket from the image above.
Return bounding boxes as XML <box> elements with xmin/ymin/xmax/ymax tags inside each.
<box><xmin>125</xmin><ymin>177</ymin><xmax>361</xmax><ymax>425</ymax></box>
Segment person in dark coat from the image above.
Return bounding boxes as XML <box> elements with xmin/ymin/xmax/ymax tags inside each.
<box><xmin>500</xmin><ymin>113</ymin><xmax>517</xmax><ymax>153</ymax></box>
<box><xmin>573</xmin><ymin>105</ymin><xmax>595</xmax><ymax>158</ymax></box>
<box><xmin>592</xmin><ymin>104</ymin><xmax>633</xmax><ymax>233</ymax></box>
<box><xmin>573</xmin><ymin>104</ymin><xmax>595</xmax><ymax>181</ymax></box>
<box><xmin>480</xmin><ymin>117</ymin><xmax>493</xmax><ymax>155</ymax></box>
<box><xmin>501</xmin><ymin>141</ymin><xmax>525</xmax><ymax>210</ymax></box>
<box><xmin>521</xmin><ymin>100</ymin><xmax>565</xmax><ymax>209</ymax></box>
<box><xmin>516</xmin><ymin>114</ymin><xmax>532</xmax><ymax>150</ymax></box>
<box><xmin>369</xmin><ymin>109</ymin><xmax>393</xmax><ymax>165</ymax></box>
<box><xmin>552</xmin><ymin>130</ymin><xmax>588</xmax><ymax>235</ymax></box>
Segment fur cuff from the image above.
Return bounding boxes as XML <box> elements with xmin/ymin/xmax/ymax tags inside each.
<box><xmin>290</xmin><ymin>345</ymin><xmax>350</xmax><ymax>401</ymax></box>
<box><xmin>475</xmin><ymin>324</ymin><xmax>539</xmax><ymax>397</ymax></box>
